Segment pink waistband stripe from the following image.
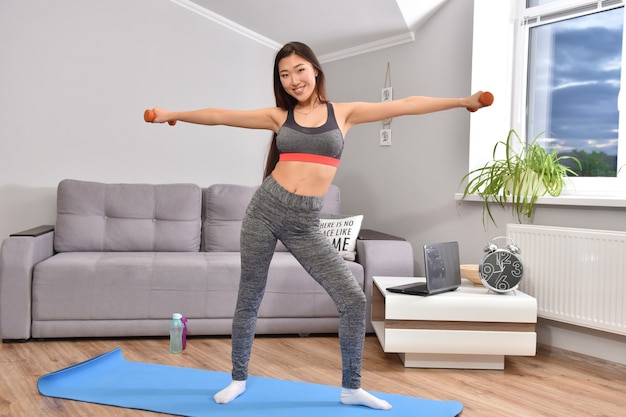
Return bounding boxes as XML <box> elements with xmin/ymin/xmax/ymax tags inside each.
<box><xmin>279</xmin><ymin>153</ymin><xmax>340</xmax><ymax>167</ymax></box>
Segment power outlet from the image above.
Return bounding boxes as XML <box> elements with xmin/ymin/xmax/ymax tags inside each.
<box><xmin>380</xmin><ymin>129</ymin><xmax>391</xmax><ymax>146</ymax></box>
<box><xmin>382</xmin><ymin>87</ymin><xmax>392</xmax><ymax>102</ymax></box>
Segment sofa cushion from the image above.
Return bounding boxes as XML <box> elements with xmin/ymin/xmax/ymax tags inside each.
<box><xmin>54</xmin><ymin>180</ymin><xmax>202</xmax><ymax>252</ymax></box>
<box><xmin>31</xmin><ymin>252</ymin><xmax>363</xmax><ymax>321</ymax></box>
<box><xmin>319</xmin><ymin>214</ymin><xmax>363</xmax><ymax>261</ymax></box>
<box><xmin>202</xmin><ymin>183</ymin><xmax>341</xmax><ymax>252</ymax></box>
<box><xmin>202</xmin><ymin>184</ymin><xmax>256</xmax><ymax>252</ymax></box>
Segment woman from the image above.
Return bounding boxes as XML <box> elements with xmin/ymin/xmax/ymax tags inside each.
<box><xmin>149</xmin><ymin>41</ymin><xmax>487</xmax><ymax>411</ymax></box>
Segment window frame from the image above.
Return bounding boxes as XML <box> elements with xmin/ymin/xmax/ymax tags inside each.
<box><xmin>468</xmin><ymin>0</ymin><xmax>626</xmax><ymax>202</ymax></box>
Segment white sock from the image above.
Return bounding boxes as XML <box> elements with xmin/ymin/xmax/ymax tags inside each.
<box><xmin>340</xmin><ymin>388</ymin><xmax>392</xmax><ymax>410</ymax></box>
<box><xmin>213</xmin><ymin>380</ymin><xmax>246</xmax><ymax>404</ymax></box>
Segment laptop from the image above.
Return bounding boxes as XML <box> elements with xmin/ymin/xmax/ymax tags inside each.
<box><xmin>386</xmin><ymin>241</ymin><xmax>461</xmax><ymax>296</ymax></box>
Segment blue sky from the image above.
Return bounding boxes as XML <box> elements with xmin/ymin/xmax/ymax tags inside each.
<box><xmin>529</xmin><ymin>7</ymin><xmax>622</xmax><ymax>156</ymax></box>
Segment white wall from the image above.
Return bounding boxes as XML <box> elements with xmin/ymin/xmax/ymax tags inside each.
<box><xmin>0</xmin><ymin>0</ymin><xmax>276</xmax><ymax>240</ymax></box>
<box><xmin>326</xmin><ymin>0</ymin><xmax>492</xmax><ymax>269</ymax></box>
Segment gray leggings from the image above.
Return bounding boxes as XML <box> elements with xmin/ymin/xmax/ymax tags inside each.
<box><xmin>231</xmin><ymin>175</ymin><xmax>366</xmax><ymax>389</ymax></box>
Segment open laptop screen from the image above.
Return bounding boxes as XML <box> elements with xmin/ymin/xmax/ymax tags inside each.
<box><xmin>423</xmin><ymin>241</ymin><xmax>461</xmax><ymax>294</ymax></box>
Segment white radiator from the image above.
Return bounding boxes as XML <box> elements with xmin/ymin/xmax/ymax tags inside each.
<box><xmin>507</xmin><ymin>224</ymin><xmax>626</xmax><ymax>336</ymax></box>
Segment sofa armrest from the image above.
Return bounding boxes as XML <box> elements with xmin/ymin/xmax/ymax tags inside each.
<box><xmin>0</xmin><ymin>226</ymin><xmax>55</xmax><ymax>341</ymax></box>
<box><xmin>10</xmin><ymin>225</ymin><xmax>55</xmax><ymax>237</ymax></box>
<box><xmin>356</xmin><ymin>233</ymin><xmax>414</xmax><ymax>332</ymax></box>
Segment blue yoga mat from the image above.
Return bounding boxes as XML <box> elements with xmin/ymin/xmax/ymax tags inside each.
<box><xmin>38</xmin><ymin>348</ymin><xmax>463</xmax><ymax>416</ymax></box>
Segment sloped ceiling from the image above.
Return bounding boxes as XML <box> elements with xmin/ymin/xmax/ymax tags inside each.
<box><xmin>173</xmin><ymin>0</ymin><xmax>449</xmax><ymax>62</ymax></box>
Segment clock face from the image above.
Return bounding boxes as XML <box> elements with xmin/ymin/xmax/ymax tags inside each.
<box><xmin>479</xmin><ymin>249</ymin><xmax>523</xmax><ymax>293</ymax></box>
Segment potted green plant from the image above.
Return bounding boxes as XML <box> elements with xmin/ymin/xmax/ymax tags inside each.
<box><xmin>460</xmin><ymin>129</ymin><xmax>581</xmax><ymax>226</ymax></box>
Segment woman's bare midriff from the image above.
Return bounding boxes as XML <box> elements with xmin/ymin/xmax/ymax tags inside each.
<box><xmin>271</xmin><ymin>161</ymin><xmax>337</xmax><ymax>197</ymax></box>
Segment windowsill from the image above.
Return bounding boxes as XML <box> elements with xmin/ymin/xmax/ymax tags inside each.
<box><xmin>454</xmin><ymin>192</ymin><xmax>626</xmax><ymax>209</ymax></box>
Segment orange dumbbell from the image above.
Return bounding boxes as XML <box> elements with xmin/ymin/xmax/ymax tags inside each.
<box><xmin>144</xmin><ymin>109</ymin><xmax>176</xmax><ymax>126</ymax></box>
<box><xmin>468</xmin><ymin>91</ymin><xmax>494</xmax><ymax>112</ymax></box>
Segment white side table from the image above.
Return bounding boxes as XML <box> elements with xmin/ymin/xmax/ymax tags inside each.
<box><xmin>372</xmin><ymin>276</ymin><xmax>537</xmax><ymax>370</ymax></box>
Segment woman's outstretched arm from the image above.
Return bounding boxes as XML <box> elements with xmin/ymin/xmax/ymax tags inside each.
<box><xmin>147</xmin><ymin>106</ymin><xmax>285</xmax><ymax>133</ymax></box>
<box><xmin>337</xmin><ymin>91</ymin><xmax>489</xmax><ymax>132</ymax></box>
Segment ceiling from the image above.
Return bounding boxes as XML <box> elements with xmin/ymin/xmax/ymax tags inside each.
<box><xmin>177</xmin><ymin>0</ymin><xmax>449</xmax><ymax>62</ymax></box>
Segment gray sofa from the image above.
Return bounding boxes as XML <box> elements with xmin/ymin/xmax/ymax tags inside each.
<box><xmin>0</xmin><ymin>179</ymin><xmax>414</xmax><ymax>341</ymax></box>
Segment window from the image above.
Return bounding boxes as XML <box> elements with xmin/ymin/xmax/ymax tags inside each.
<box><xmin>470</xmin><ymin>0</ymin><xmax>626</xmax><ymax>197</ymax></box>
<box><xmin>526</xmin><ymin>6</ymin><xmax>623</xmax><ymax>177</ymax></box>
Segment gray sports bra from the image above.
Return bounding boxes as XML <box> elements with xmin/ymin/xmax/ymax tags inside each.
<box><xmin>276</xmin><ymin>102</ymin><xmax>344</xmax><ymax>167</ymax></box>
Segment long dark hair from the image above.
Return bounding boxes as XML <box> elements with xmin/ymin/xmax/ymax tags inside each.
<box><xmin>263</xmin><ymin>42</ymin><xmax>328</xmax><ymax>179</ymax></box>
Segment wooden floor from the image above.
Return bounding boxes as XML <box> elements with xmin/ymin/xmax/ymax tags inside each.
<box><xmin>1</xmin><ymin>334</ymin><xmax>624</xmax><ymax>417</ymax></box>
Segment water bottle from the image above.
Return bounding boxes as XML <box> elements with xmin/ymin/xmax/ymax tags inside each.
<box><xmin>169</xmin><ymin>313</ymin><xmax>183</xmax><ymax>354</ymax></box>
